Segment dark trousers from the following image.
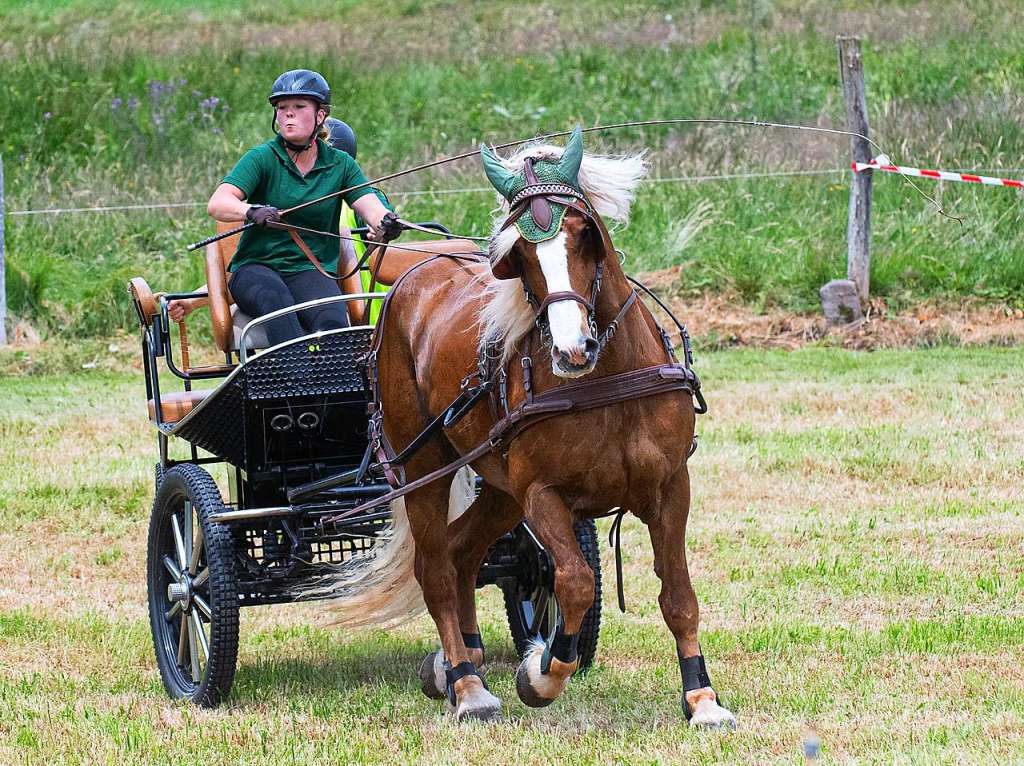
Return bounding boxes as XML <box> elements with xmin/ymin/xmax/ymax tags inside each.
<box><xmin>229</xmin><ymin>264</ymin><xmax>349</xmax><ymax>347</ymax></box>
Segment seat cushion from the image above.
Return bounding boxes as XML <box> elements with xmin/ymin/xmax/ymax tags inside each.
<box><xmin>147</xmin><ymin>390</ymin><xmax>212</xmax><ymax>423</ymax></box>
<box><xmin>231</xmin><ymin>305</ymin><xmax>270</xmax><ymax>352</ymax></box>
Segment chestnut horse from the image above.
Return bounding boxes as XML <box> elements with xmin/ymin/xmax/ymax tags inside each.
<box><xmin>360</xmin><ymin>127</ymin><xmax>734</xmax><ymax>727</ymax></box>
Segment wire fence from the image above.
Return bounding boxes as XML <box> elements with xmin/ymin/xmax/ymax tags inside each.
<box><xmin>6</xmin><ymin>167</ymin><xmax>853</xmax><ymax>217</ymax></box>
<box><xmin>9</xmin><ymin>165</ymin><xmax>1024</xmax><ymax>217</ymax></box>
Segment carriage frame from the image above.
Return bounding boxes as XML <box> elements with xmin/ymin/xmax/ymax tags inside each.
<box><xmin>129</xmin><ymin>244</ymin><xmax>603</xmax><ymax>707</ymax></box>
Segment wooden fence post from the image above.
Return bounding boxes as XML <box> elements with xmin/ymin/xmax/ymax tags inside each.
<box><xmin>0</xmin><ymin>155</ymin><xmax>6</xmax><ymax>346</ymax></box>
<box><xmin>822</xmin><ymin>35</ymin><xmax>873</xmax><ymax>324</ymax></box>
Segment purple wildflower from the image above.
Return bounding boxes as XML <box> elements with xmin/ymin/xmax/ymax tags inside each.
<box><xmin>111</xmin><ymin>97</ymin><xmax>123</xmax><ymax>110</ymax></box>
<box><xmin>43</xmin><ymin>112</ymin><xmax>52</xmax><ymax>120</ymax></box>
<box><xmin>127</xmin><ymin>97</ymin><xmax>138</xmax><ymax>111</ymax></box>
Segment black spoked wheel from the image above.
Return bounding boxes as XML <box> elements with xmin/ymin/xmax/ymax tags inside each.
<box><xmin>502</xmin><ymin>519</ymin><xmax>602</xmax><ymax>673</ymax></box>
<box><xmin>147</xmin><ymin>463</ymin><xmax>239</xmax><ymax>707</ymax></box>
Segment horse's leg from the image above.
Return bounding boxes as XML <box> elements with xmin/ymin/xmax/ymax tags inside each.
<box><xmin>405</xmin><ymin>481</ymin><xmax>503</xmax><ymax>722</ymax></box>
<box><xmin>418</xmin><ymin>483</ymin><xmax>522</xmax><ymax>700</ymax></box>
<box><xmin>647</xmin><ymin>467</ymin><xmax>736</xmax><ymax>729</ymax></box>
<box><xmin>514</xmin><ymin>482</ymin><xmax>594</xmax><ymax>707</ymax></box>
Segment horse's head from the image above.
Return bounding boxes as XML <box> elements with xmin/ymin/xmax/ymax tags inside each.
<box><xmin>481</xmin><ymin>126</ymin><xmax>617</xmax><ymax>379</ymax></box>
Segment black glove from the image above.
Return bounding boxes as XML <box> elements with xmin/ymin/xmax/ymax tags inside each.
<box><xmin>375</xmin><ymin>211</ymin><xmax>404</xmax><ymax>242</ymax></box>
<box><xmin>245</xmin><ymin>205</ymin><xmax>281</xmax><ymax>227</ymax></box>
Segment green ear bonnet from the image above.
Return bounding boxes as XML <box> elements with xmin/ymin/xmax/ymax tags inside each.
<box><xmin>480</xmin><ymin>125</ymin><xmax>585</xmax><ymax>243</ymax></box>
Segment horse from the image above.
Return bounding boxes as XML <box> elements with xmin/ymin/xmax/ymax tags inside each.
<box><xmin>338</xmin><ymin>126</ymin><xmax>735</xmax><ymax>728</ymax></box>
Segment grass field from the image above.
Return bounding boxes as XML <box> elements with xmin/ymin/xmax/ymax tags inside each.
<box><xmin>2</xmin><ymin>346</ymin><xmax>1023</xmax><ymax>764</ymax></box>
<box><xmin>3</xmin><ymin>0</ymin><xmax>1024</xmax><ymax>337</ymax></box>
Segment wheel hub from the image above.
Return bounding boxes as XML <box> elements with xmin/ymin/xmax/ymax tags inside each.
<box><xmin>168</xmin><ymin>576</ymin><xmax>192</xmax><ymax>606</ymax></box>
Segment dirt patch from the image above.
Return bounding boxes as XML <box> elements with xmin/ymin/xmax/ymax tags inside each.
<box><xmin>638</xmin><ymin>270</ymin><xmax>1024</xmax><ymax>350</ymax></box>
<box><xmin>2</xmin><ymin>288</ymin><xmax>1020</xmax><ymax>377</ymax></box>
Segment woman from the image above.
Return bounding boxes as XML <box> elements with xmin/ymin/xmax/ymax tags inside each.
<box><xmin>172</xmin><ymin>69</ymin><xmax>397</xmax><ymax>344</ymax></box>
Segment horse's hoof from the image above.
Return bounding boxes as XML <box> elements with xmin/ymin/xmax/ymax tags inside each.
<box><xmin>418</xmin><ymin>650</ymin><xmax>446</xmax><ymax>700</ymax></box>
<box><xmin>455</xmin><ymin>689</ymin><xmax>503</xmax><ymax>723</ymax></box>
<box><xmin>688</xmin><ymin>698</ymin><xmax>737</xmax><ymax>730</ymax></box>
<box><xmin>515</xmin><ymin>654</ymin><xmax>556</xmax><ymax>708</ymax></box>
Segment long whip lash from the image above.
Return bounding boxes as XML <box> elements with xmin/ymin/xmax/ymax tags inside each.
<box><xmin>187</xmin><ymin>117</ymin><xmax>957</xmax><ymax>252</ymax></box>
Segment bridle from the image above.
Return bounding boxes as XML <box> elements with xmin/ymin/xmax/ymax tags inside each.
<box><xmin>494</xmin><ymin>157</ymin><xmax>638</xmax><ymax>356</ymax></box>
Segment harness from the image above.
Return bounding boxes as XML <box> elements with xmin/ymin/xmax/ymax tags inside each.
<box><xmin>318</xmin><ymin>237</ymin><xmax>707</xmax><ymax>526</ymax></box>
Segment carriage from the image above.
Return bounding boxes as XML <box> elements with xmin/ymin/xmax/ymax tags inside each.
<box><xmin>127</xmin><ymin>221</ymin><xmax>603</xmax><ymax>708</ymax></box>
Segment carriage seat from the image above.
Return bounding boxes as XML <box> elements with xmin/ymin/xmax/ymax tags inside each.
<box><xmin>206</xmin><ymin>220</ymin><xmax>368</xmax><ymax>355</ymax></box>
<box><xmin>146</xmin><ymin>390</ymin><xmax>212</xmax><ymax>424</ymax></box>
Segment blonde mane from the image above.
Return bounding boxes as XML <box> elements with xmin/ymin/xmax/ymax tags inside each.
<box><xmin>478</xmin><ymin>144</ymin><xmax>649</xmax><ymax>365</ymax></box>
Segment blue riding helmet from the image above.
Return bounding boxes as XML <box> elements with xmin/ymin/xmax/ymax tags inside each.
<box><xmin>324</xmin><ymin>117</ymin><xmax>357</xmax><ymax>160</ymax></box>
<box><xmin>269</xmin><ymin>69</ymin><xmax>331</xmax><ymax>108</ymax></box>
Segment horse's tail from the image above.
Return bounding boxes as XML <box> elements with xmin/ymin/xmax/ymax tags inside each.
<box><xmin>305</xmin><ymin>467</ymin><xmax>477</xmax><ymax>630</ymax></box>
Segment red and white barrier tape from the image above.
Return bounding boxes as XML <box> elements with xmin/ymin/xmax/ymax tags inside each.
<box><xmin>852</xmin><ymin>155</ymin><xmax>1024</xmax><ymax>190</ymax></box>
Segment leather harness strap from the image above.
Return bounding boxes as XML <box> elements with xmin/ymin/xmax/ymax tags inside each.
<box><xmin>286</xmin><ymin>227</ymin><xmax>338</xmax><ymax>281</ymax></box>
<box><xmin>535</xmin><ymin>290</ymin><xmax>593</xmax><ymax>318</ymax></box>
<box><xmin>322</xmin><ymin>360</ymin><xmax>699</xmax><ymax>525</ymax></box>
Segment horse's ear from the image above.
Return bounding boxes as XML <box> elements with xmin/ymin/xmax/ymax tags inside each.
<box><xmin>557</xmin><ymin>124</ymin><xmax>584</xmax><ymax>184</ymax></box>
<box><xmin>480</xmin><ymin>143</ymin><xmax>517</xmax><ymax>200</ymax></box>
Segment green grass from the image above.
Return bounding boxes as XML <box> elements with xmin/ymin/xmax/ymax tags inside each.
<box><xmin>3</xmin><ymin>1</ymin><xmax>1024</xmax><ymax>337</ymax></box>
<box><xmin>1</xmin><ymin>346</ymin><xmax>1023</xmax><ymax>763</ymax></box>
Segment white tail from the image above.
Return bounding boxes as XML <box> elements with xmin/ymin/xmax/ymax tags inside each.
<box><xmin>314</xmin><ymin>467</ymin><xmax>478</xmax><ymax>629</ymax></box>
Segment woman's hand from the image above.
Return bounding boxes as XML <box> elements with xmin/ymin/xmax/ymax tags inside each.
<box><xmin>245</xmin><ymin>205</ymin><xmax>282</xmax><ymax>227</ymax></box>
<box><xmin>373</xmin><ymin>211</ymin><xmax>404</xmax><ymax>242</ymax></box>
<box><xmin>168</xmin><ymin>299</ymin><xmax>194</xmax><ymax>323</ymax></box>
<box><xmin>167</xmin><ymin>287</ymin><xmax>209</xmax><ymax>323</ymax></box>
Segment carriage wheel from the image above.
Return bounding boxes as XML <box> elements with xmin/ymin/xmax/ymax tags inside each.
<box><xmin>502</xmin><ymin>519</ymin><xmax>602</xmax><ymax>673</ymax></box>
<box><xmin>147</xmin><ymin>463</ymin><xmax>239</xmax><ymax>707</ymax></box>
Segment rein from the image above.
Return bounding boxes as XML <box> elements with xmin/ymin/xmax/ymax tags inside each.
<box><xmin>261</xmin><ymin>219</ymin><xmax>484</xmax><ymax>281</ymax></box>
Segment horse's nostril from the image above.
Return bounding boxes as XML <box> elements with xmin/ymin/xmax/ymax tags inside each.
<box><xmin>584</xmin><ymin>337</ymin><xmax>599</xmax><ymax>362</ymax></box>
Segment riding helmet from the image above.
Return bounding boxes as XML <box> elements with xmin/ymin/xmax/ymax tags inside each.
<box><xmin>324</xmin><ymin>117</ymin><xmax>357</xmax><ymax>159</ymax></box>
<box><xmin>269</xmin><ymin>69</ymin><xmax>331</xmax><ymax>108</ymax></box>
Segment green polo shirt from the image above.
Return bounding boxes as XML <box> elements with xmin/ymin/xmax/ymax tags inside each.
<box><xmin>223</xmin><ymin>135</ymin><xmax>375</xmax><ymax>274</ymax></box>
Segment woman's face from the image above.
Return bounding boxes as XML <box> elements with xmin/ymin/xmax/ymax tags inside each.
<box><xmin>274</xmin><ymin>98</ymin><xmax>325</xmax><ymax>142</ymax></box>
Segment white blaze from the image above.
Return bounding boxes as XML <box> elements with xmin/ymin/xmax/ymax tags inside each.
<box><xmin>536</xmin><ymin>233</ymin><xmax>588</xmax><ymax>355</ymax></box>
